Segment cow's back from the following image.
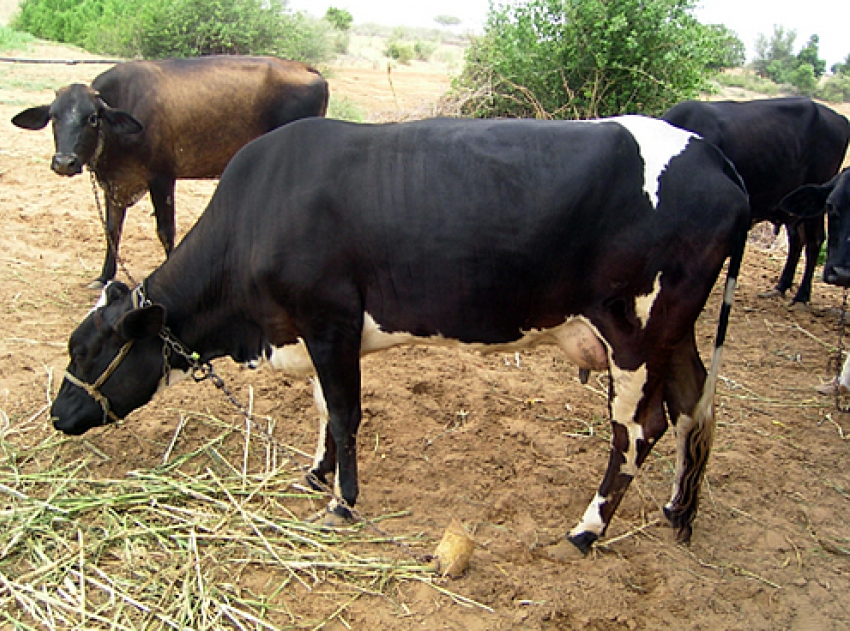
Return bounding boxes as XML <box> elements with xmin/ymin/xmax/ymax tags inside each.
<box><xmin>92</xmin><ymin>56</ymin><xmax>329</xmax><ymax>177</ymax></box>
<box><xmin>663</xmin><ymin>98</ymin><xmax>850</xmax><ymax>221</ymax></box>
<box><xmin>185</xmin><ymin>116</ymin><xmax>748</xmax><ymax>343</ymax></box>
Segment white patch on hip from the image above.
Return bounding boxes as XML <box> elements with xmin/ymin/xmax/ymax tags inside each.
<box><xmin>634</xmin><ymin>272</ymin><xmax>662</xmax><ymax>328</ymax></box>
<box><xmin>569</xmin><ymin>492</ymin><xmax>607</xmax><ymax>537</ymax></box>
<box><xmin>591</xmin><ymin>115</ymin><xmax>695</xmax><ymax>208</ymax></box>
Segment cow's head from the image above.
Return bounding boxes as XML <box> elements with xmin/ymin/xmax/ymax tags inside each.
<box><xmin>11</xmin><ymin>84</ymin><xmax>143</xmax><ymax>176</ymax></box>
<box><xmin>781</xmin><ymin>168</ymin><xmax>850</xmax><ymax>287</ymax></box>
<box><xmin>51</xmin><ymin>282</ymin><xmax>167</xmax><ymax>435</ymax></box>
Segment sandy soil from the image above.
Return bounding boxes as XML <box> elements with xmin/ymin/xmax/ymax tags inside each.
<box><xmin>2</xmin><ymin>42</ymin><xmax>850</xmax><ymax>630</ymax></box>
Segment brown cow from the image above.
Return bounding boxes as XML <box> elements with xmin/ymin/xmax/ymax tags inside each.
<box><xmin>12</xmin><ymin>55</ymin><xmax>329</xmax><ymax>288</ymax></box>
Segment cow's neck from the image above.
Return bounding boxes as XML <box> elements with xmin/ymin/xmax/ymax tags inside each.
<box><xmin>142</xmin><ymin>249</ymin><xmax>264</xmax><ymax>366</ymax></box>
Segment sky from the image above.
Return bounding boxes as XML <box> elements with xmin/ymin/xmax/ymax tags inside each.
<box><xmin>287</xmin><ymin>0</ymin><xmax>849</xmax><ymax>69</ymax></box>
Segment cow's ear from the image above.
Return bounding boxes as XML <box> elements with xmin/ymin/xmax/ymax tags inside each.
<box><xmin>780</xmin><ymin>182</ymin><xmax>835</xmax><ymax>218</ymax></box>
<box><xmin>104</xmin><ymin>281</ymin><xmax>131</xmax><ymax>304</ymax></box>
<box><xmin>101</xmin><ymin>107</ymin><xmax>144</xmax><ymax>135</ymax></box>
<box><xmin>117</xmin><ymin>304</ymin><xmax>165</xmax><ymax>340</ymax></box>
<box><xmin>11</xmin><ymin>105</ymin><xmax>51</xmax><ymax>130</ymax></box>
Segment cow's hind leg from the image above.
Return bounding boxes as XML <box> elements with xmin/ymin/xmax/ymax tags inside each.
<box><xmin>149</xmin><ymin>175</ymin><xmax>177</xmax><ymax>257</ymax></box>
<box><xmin>567</xmin><ymin>365</ymin><xmax>668</xmax><ymax>554</ymax></box>
<box><xmin>662</xmin><ymin>331</ymin><xmax>713</xmax><ymax>543</ymax></box>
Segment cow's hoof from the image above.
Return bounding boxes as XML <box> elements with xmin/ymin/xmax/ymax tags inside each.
<box><xmin>306</xmin><ymin>506</ymin><xmax>354</xmax><ymax>528</ymax></box>
<box><xmin>816</xmin><ymin>379</ymin><xmax>848</xmax><ymax>396</ymax></box>
<box><xmin>87</xmin><ymin>279</ymin><xmax>106</xmax><ymax>290</ymax></box>
<box><xmin>757</xmin><ymin>288</ymin><xmax>783</xmax><ymax>299</ymax></box>
<box><xmin>566</xmin><ymin>531</ymin><xmax>597</xmax><ymax>556</ymax></box>
<box><xmin>305</xmin><ymin>471</ymin><xmax>329</xmax><ymax>492</ymax></box>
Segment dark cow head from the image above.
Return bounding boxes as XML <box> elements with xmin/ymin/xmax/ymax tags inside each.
<box><xmin>51</xmin><ymin>282</ymin><xmax>167</xmax><ymax>435</ymax></box>
<box><xmin>11</xmin><ymin>84</ymin><xmax>143</xmax><ymax>176</ymax></box>
<box><xmin>781</xmin><ymin>168</ymin><xmax>850</xmax><ymax>287</ymax></box>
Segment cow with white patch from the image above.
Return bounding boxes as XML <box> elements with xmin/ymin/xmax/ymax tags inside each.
<box><xmin>49</xmin><ymin>116</ymin><xmax>750</xmax><ymax>554</ymax></box>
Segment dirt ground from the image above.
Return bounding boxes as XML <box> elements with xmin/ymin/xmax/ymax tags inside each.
<box><xmin>2</xmin><ymin>42</ymin><xmax>850</xmax><ymax>630</ymax></box>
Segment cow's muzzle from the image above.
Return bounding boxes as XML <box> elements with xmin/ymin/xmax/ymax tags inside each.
<box><xmin>51</xmin><ymin>153</ymin><xmax>83</xmax><ymax>176</ymax></box>
<box><xmin>824</xmin><ymin>266</ymin><xmax>850</xmax><ymax>288</ymax></box>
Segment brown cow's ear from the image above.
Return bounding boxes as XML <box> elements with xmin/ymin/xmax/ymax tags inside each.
<box><xmin>11</xmin><ymin>105</ymin><xmax>51</xmax><ymax>130</ymax></box>
<box><xmin>780</xmin><ymin>182</ymin><xmax>835</xmax><ymax>218</ymax></box>
<box><xmin>117</xmin><ymin>305</ymin><xmax>165</xmax><ymax>340</ymax></box>
<box><xmin>101</xmin><ymin>107</ymin><xmax>144</xmax><ymax>135</ymax></box>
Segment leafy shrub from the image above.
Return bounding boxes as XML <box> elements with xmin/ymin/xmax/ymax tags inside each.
<box><xmin>0</xmin><ymin>25</ymin><xmax>35</xmax><ymax>52</ymax></box>
<box><xmin>816</xmin><ymin>74</ymin><xmax>850</xmax><ymax>103</ymax></box>
<box><xmin>452</xmin><ymin>0</ymin><xmax>745</xmax><ymax>120</ymax></box>
<box><xmin>12</xmin><ymin>0</ymin><xmax>334</xmax><ymax>63</ymax></box>
<box><xmin>385</xmin><ymin>40</ymin><xmax>414</xmax><ymax>64</ymax></box>
<box><xmin>715</xmin><ymin>70</ymin><xmax>782</xmax><ymax>96</ymax></box>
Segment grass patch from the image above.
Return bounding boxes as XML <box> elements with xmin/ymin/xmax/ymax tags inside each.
<box><xmin>0</xmin><ymin>26</ymin><xmax>34</xmax><ymax>53</ymax></box>
<box><xmin>0</xmin><ymin>401</ymin><xmax>476</xmax><ymax>629</ymax></box>
<box><xmin>327</xmin><ymin>95</ymin><xmax>366</xmax><ymax>122</ymax></box>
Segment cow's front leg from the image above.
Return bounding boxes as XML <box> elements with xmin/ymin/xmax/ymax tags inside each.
<box><xmin>92</xmin><ymin>199</ymin><xmax>127</xmax><ymax>289</ymax></box>
<box><xmin>149</xmin><ymin>174</ymin><xmax>177</xmax><ymax>257</ymax></box>
<box><xmin>303</xmin><ymin>321</ymin><xmax>363</xmax><ymax>526</ymax></box>
<box><xmin>567</xmin><ymin>367</ymin><xmax>667</xmax><ymax>554</ymax></box>
<box><xmin>307</xmin><ymin>377</ymin><xmax>337</xmax><ymax>489</ymax></box>
<box><xmin>791</xmin><ymin>215</ymin><xmax>824</xmax><ymax>305</ymax></box>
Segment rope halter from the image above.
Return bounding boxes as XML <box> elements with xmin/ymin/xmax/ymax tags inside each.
<box><xmin>63</xmin><ymin>340</ymin><xmax>134</xmax><ymax>424</ymax></box>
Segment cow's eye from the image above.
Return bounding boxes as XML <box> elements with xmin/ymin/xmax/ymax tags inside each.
<box><xmin>826</xmin><ymin>202</ymin><xmax>837</xmax><ymax>218</ymax></box>
<box><xmin>87</xmin><ymin>113</ymin><xmax>99</xmax><ymax>127</ymax></box>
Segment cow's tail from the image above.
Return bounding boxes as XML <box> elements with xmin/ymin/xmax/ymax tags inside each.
<box><xmin>672</xmin><ymin>193</ymin><xmax>748</xmax><ymax>540</ymax></box>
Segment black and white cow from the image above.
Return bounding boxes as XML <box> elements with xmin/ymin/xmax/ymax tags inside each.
<box><xmin>49</xmin><ymin>116</ymin><xmax>750</xmax><ymax>554</ymax></box>
<box><xmin>663</xmin><ymin>97</ymin><xmax>850</xmax><ymax>305</ymax></box>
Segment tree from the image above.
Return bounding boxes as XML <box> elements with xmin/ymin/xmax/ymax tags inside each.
<box><xmin>453</xmin><ymin>0</ymin><xmax>738</xmax><ymax>120</ymax></box>
<box><xmin>796</xmin><ymin>34</ymin><xmax>826</xmax><ymax>78</ymax></box>
<box><xmin>434</xmin><ymin>15</ymin><xmax>461</xmax><ymax>28</ymax></box>
<box><xmin>325</xmin><ymin>7</ymin><xmax>352</xmax><ymax>31</ymax></box>
<box><xmin>830</xmin><ymin>53</ymin><xmax>850</xmax><ymax>76</ymax></box>
<box><xmin>753</xmin><ymin>26</ymin><xmax>797</xmax><ymax>83</ymax></box>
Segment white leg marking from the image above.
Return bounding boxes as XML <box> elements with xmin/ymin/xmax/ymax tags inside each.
<box><xmin>311</xmin><ymin>377</ymin><xmax>330</xmax><ymax>472</ymax></box>
<box><xmin>610</xmin><ymin>363</ymin><xmax>648</xmax><ymax>476</ymax></box>
<box><xmin>634</xmin><ymin>272</ymin><xmax>662</xmax><ymax>328</ymax></box>
<box><xmin>666</xmin><ymin>413</ymin><xmax>695</xmax><ymax>510</ymax></box>
<box><xmin>570</xmin><ymin>493</ymin><xmax>608</xmax><ymax>537</ymax></box>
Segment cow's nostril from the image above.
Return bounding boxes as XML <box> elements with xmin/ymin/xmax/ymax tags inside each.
<box><xmin>51</xmin><ymin>154</ymin><xmax>81</xmax><ymax>176</ymax></box>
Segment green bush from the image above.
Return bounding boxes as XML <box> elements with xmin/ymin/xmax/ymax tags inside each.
<box><xmin>385</xmin><ymin>40</ymin><xmax>414</xmax><ymax>64</ymax></box>
<box><xmin>12</xmin><ymin>0</ymin><xmax>334</xmax><ymax>63</ymax></box>
<box><xmin>0</xmin><ymin>25</ymin><xmax>35</xmax><ymax>52</ymax></box>
<box><xmin>452</xmin><ymin>0</ymin><xmax>744</xmax><ymax>120</ymax></box>
<box><xmin>817</xmin><ymin>74</ymin><xmax>850</xmax><ymax>103</ymax></box>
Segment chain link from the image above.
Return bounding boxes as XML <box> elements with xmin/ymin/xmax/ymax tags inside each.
<box><xmin>833</xmin><ymin>290</ymin><xmax>850</xmax><ymax>413</ymax></box>
<box><xmin>89</xmin><ymin>169</ymin><xmax>137</xmax><ymax>287</ymax></box>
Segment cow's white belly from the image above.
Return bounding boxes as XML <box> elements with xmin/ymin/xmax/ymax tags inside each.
<box><xmin>265</xmin><ymin>313</ymin><xmax>609</xmax><ymax>376</ymax></box>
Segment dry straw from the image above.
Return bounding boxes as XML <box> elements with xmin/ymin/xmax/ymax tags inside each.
<box><xmin>0</xmin><ymin>399</ymin><xmax>484</xmax><ymax>629</ymax></box>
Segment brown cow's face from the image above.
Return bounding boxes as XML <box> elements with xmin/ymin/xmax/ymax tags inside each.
<box><xmin>48</xmin><ymin>84</ymin><xmax>106</xmax><ymax>176</ymax></box>
<box><xmin>11</xmin><ymin>83</ymin><xmax>144</xmax><ymax>177</ymax></box>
